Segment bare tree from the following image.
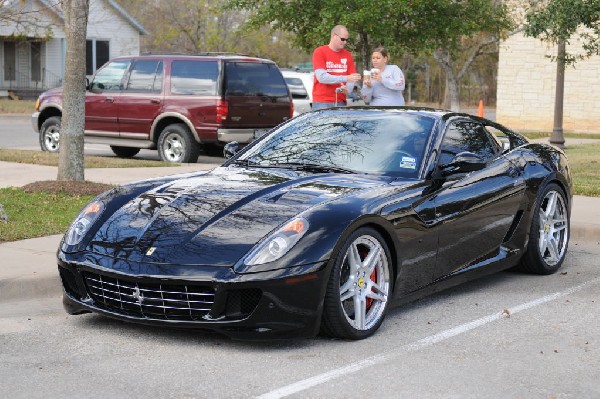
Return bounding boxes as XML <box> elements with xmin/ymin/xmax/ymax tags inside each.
<box><xmin>57</xmin><ymin>0</ymin><xmax>89</xmax><ymax>181</ymax></box>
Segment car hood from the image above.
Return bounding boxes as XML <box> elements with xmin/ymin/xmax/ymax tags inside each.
<box><xmin>40</xmin><ymin>86</ymin><xmax>63</xmax><ymax>100</ymax></box>
<box><xmin>88</xmin><ymin>166</ymin><xmax>390</xmax><ymax>266</ymax></box>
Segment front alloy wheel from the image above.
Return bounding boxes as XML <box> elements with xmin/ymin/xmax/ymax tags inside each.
<box><xmin>39</xmin><ymin>116</ymin><xmax>61</xmax><ymax>152</ymax></box>
<box><xmin>322</xmin><ymin>228</ymin><xmax>392</xmax><ymax>339</ymax></box>
<box><xmin>519</xmin><ymin>183</ymin><xmax>569</xmax><ymax>274</ymax></box>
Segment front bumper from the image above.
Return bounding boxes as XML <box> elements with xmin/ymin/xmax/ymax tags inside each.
<box><xmin>58</xmin><ymin>251</ymin><xmax>329</xmax><ymax>340</ymax></box>
<box><xmin>31</xmin><ymin>111</ymin><xmax>40</xmax><ymax>133</ymax></box>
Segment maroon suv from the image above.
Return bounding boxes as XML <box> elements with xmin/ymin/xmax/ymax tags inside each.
<box><xmin>32</xmin><ymin>54</ymin><xmax>293</xmax><ymax>163</ymax></box>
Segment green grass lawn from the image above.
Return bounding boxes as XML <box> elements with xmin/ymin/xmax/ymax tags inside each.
<box><xmin>564</xmin><ymin>143</ymin><xmax>600</xmax><ymax>197</ymax></box>
<box><xmin>0</xmin><ymin>149</ymin><xmax>175</xmax><ymax>168</ymax></box>
<box><xmin>0</xmin><ymin>187</ymin><xmax>94</xmax><ymax>242</ymax></box>
<box><xmin>0</xmin><ymin>99</ymin><xmax>35</xmax><ymax>114</ymax></box>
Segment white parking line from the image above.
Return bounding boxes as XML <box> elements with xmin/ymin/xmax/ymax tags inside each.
<box><xmin>257</xmin><ymin>277</ymin><xmax>600</xmax><ymax>399</ymax></box>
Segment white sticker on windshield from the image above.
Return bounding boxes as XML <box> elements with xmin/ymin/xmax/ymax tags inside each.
<box><xmin>400</xmin><ymin>156</ymin><xmax>417</xmax><ymax>169</ymax></box>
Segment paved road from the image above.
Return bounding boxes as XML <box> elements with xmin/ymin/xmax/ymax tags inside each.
<box><xmin>0</xmin><ymin>115</ymin><xmax>224</xmax><ymax>164</ymax></box>
<box><xmin>1</xmin><ymin>237</ymin><xmax>599</xmax><ymax>398</ymax></box>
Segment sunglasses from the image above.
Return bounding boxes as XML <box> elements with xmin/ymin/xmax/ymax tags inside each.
<box><xmin>336</xmin><ymin>34</ymin><xmax>349</xmax><ymax>42</ymax></box>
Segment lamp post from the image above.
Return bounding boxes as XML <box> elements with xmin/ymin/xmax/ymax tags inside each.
<box><xmin>549</xmin><ymin>39</ymin><xmax>566</xmax><ymax>148</ymax></box>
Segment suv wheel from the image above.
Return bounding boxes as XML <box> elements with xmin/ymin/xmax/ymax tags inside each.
<box><xmin>110</xmin><ymin>146</ymin><xmax>141</xmax><ymax>158</ymax></box>
<box><xmin>157</xmin><ymin>123</ymin><xmax>200</xmax><ymax>163</ymax></box>
<box><xmin>40</xmin><ymin>116</ymin><xmax>61</xmax><ymax>152</ymax></box>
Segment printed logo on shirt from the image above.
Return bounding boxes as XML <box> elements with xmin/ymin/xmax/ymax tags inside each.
<box><xmin>326</xmin><ymin>61</ymin><xmax>348</xmax><ymax>73</ymax></box>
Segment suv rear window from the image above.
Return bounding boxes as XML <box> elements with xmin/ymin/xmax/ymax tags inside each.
<box><xmin>171</xmin><ymin>60</ymin><xmax>218</xmax><ymax>95</ymax></box>
<box><xmin>225</xmin><ymin>62</ymin><xmax>288</xmax><ymax>97</ymax></box>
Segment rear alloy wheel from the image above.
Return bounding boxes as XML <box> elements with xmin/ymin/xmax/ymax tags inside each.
<box><xmin>519</xmin><ymin>183</ymin><xmax>569</xmax><ymax>274</ymax></box>
<box><xmin>157</xmin><ymin>123</ymin><xmax>200</xmax><ymax>163</ymax></box>
<box><xmin>39</xmin><ymin>116</ymin><xmax>61</xmax><ymax>152</ymax></box>
<box><xmin>322</xmin><ymin>227</ymin><xmax>392</xmax><ymax>339</ymax></box>
<box><xmin>110</xmin><ymin>146</ymin><xmax>140</xmax><ymax>158</ymax></box>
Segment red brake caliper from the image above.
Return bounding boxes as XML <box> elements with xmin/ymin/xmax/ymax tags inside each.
<box><xmin>366</xmin><ymin>269</ymin><xmax>377</xmax><ymax>309</ymax></box>
<box><xmin>359</xmin><ymin>246</ymin><xmax>377</xmax><ymax>310</ymax></box>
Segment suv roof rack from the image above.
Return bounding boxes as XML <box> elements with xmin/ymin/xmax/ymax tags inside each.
<box><xmin>140</xmin><ymin>51</ymin><xmax>253</xmax><ymax>57</ymax></box>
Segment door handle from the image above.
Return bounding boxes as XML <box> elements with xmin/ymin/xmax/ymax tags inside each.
<box><xmin>104</xmin><ymin>98</ymin><xmax>114</xmax><ymax>103</ymax></box>
<box><xmin>150</xmin><ymin>99</ymin><xmax>161</xmax><ymax>104</ymax></box>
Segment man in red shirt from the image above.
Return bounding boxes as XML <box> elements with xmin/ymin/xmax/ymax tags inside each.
<box><xmin>312</xmin><ymin>25</ymin><xmax>362</xmax><ymax>110</ymax></box>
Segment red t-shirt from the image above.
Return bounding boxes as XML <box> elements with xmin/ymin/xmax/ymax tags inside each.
<box><xmin>312</xmin><ymin>45</ymin><xmax>357</xmax><ymax>103</ymax></box>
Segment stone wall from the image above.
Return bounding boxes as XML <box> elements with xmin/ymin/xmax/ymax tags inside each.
<box><xmin>497</xmin><ymin>32</ymin><xmax>600</xmax><ymax>134</ymax></box>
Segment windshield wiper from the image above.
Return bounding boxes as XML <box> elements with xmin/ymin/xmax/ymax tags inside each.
<box><xmin>230</xmin><ymin>159</ymin><xmax>262</xmax><ymax>167</ymax></box>
<box><xmin>273</xmin><ymin>162</ymin><xmax>357</xmax><ymax>174</ymax></box>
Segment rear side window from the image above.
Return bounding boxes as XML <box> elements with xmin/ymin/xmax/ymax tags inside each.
<box><xmin>284</xmin><ymin>77</ymin><xmax>309</xmax><ymax>99</ymax></box>
<box><xmin>170</xmin><ymin>60</ymin><xmax>218</xmax><ymax>95</ymax></box>
<box><xmin>125</xmin><ymin>60</ymin><xmax>163</xmax><ymax>92</ymax></box>
<box><xmin>225</xmin><ymin>62</ymin><xmax>288</xmax><ymax>97</ymax></box>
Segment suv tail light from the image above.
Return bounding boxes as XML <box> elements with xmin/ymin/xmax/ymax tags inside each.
<box><xmin>216</xmin><ymin>100</ymin><xmax>228</xmax><ymax>122</ymax></box>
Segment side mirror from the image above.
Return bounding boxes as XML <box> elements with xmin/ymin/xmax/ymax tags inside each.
<box><xmin>440</xmin><ymin>151</ymin><xmax>486</xmax><ymax>176</ymax></box>
<box><xmin>223</xmin><ymin>141</ymin><xmax>241</xmax><ymax>159</ymax></box>
<box><xmin>85</xmin><ymin>77</ymin><xmax>90</xmax><ymax>90</ymax></box>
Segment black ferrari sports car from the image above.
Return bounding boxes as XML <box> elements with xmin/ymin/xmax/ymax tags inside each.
<box><xmin>58</xmin><ymin>107</ymin><xmax>572</xmax><ymax>340</ymax></box>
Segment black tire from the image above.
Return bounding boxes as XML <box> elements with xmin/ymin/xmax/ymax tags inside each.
<box><xmin>518</xmin><ymin>183</ymin><xmax>570</xmax><ymax>274</ymax></box>
<box><xmin>157</xmin><ymin>123</ymin><xmax>200</xmax><ymax>163</ymax></box>
<box><xmin>39</xmin><ymin>116</ymin><xmax>61</xmax><ymax>152</ymax></box>
<box><xmin>110</xmin><ymin>146</ymin><xmax>140</xmax><ymax>158</ymax></box>
<box><xmin>202</xmin><ymin>143</ymin><xmax>225</xmax><ymax>157</ymax></box>
<box><xmin>321</xmin><ymin>227</ymin><xmax>393</xmax><ymax>340</ymax></box>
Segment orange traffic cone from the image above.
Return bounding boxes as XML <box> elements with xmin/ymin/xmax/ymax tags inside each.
<box><xmin>477</xmin><ymin>99</ymin><xmax>484</xmax><ymax>118</ymax></box>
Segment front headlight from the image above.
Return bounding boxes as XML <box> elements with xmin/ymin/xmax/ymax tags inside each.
<box><xmin>243</xmin><ymin>217</ymin><xmax>309</xmax><ymax>265</ymax></box>
<box><xmin>64</xmin><ymin>201</ymin><xmax>105</xmax><ymax>245</ymax></box>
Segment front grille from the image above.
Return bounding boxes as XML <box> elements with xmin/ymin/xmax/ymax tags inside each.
<box><xmin>82</xmin><ymin>272</ymin><xmax>215</xmax><ymax>321</ymax></box>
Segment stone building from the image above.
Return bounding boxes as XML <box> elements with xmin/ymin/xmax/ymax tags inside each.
<box><xmin>497</xmin><ymin>4</ymin><xmax>599</xmax><ymax>134</ymax></box>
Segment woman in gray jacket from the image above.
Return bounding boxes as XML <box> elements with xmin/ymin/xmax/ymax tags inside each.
<box><xmin>361</xmin><ymin>47</ymin><xmax>406</xmax><ymax>106</ymax></box>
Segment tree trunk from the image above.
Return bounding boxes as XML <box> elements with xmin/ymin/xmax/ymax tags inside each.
<box><xmin>57</xmin><ymin>0</ymin><xmax>89</xmax><ymax>181</ymax></box>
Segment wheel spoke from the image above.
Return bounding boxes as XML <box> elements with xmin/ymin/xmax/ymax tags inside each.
<box><xmin>363</xmin><ymin>245</ymin><xmax>382</xmax><ymax>274</ymax></box>
<box><xmin>353</xmin><ymin>295</ymin><xmax>366</xmax><ymax>329</ymax></box>
<box><xmin>370</xmin><ymin>281</ymin><xmax>387</xmax><ymax>298</ymax></box>
<box><xmin>545</xmin><ymin>191</ymin><xmax>557</xmax><ymax>217</ymax></box>
<box><xmin>538</xmin><ymin>231</ymin><xmax>549</xmax><ymax>255</ymax></box>
<box><xmin>366</xmin><ymin>289</ymin><xmax>386</xmax><ymax>303</ymax></box>
<box><xmin>339</xmin><ymin>278</ymin><xmax>355</xmax><ymax>302</ymax></box>
<box><xmin>546</xmin><ymin>237</ymin><xmax>560</xmax><ymax>263</ymax></box>
<box><xmin>348</xmin><ymin>244</ymin><xmax>361</xmax><ymax>274</ymax></box>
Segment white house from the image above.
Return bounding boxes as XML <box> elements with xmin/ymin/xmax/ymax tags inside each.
<box><xmin>0</xmin><ymin>0</ymin><xmax>147</xmax><ymax>98</ymax></box>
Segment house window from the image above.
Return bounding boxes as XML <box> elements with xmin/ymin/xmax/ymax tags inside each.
<box><xmin>3</xmin><ymin>41</ymin><xmax>16</xmax><ymax>81</ymax></box>
<box><xmin>86</xmin><ymin>40</ymin><xmax>110</xmax><ymax>75</ymax></box>
<box><xmin>31</xmin><ymin>42</ymin><xmax>41</xmax><ymax>81</ymax></box>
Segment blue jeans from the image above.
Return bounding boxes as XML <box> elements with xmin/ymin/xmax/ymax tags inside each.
<box><xmin>311</xmin><ymin>101</ymin><xmax>346</xmax><ymax>111</ymax></box>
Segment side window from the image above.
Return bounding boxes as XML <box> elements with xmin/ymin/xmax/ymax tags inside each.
<box><xmin>225</xmin><ymin>62</ymin><xmax>289</xmax><ymax>97</ymax></box>
<box><xmin>170</xmin><ymin>60</ymin><xmax>218</xmax><ymax>95</ymax></box>
<box><xmin>284</xmin><ymin>77</ymin><xmax>309</xmax><ymax>99</ymax></box>
<box><xmin>125</xmin><ymin>60</ymin><xmax>163</xmax><ymax>92</ymax></box>
<box><xmin>90</xmin><ymin>59</ymin><xmax>130</xmax><ymax>92</ymax></box>
<box><xmin>439</xmin><ymin>121</ymin><xmax>500</xmax><ymax>165</ymax></box>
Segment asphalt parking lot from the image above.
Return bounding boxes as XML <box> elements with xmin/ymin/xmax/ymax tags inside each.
<box><xmin>1</xmin><ymin>114</ymin><xmax>599</xmax><ymax>398</ymax></box>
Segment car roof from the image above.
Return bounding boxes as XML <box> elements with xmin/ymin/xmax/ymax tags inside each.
<box><xmin>111</xmin><ymin>54</ymin><xmax>276</xmax><ymax>64</ymax></box>
<box><xmin>318</xmin><ymin>106</ymin><xmax>513</xmax><ymax>129</ymax></box>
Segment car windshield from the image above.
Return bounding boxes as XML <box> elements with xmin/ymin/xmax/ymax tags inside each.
<box><xmin>237</xmin><ymin>110</ymin><xmax>436</xmax><ymax>178</ymax></box>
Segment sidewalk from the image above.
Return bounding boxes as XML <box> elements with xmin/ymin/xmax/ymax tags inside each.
<box><xmin>0</xmin><ymin>160</ymin><xmax>222</xmax><ymax>303</ymax></box>
<box><xmin>1</xmin><ymin>161</ymin><xmax>599</xmax><ymax>304</ymax></box>
<box><xmin>0</xmin><ymin>160</ymin><xmax>220</xmax><ymax>188</ymax></box>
